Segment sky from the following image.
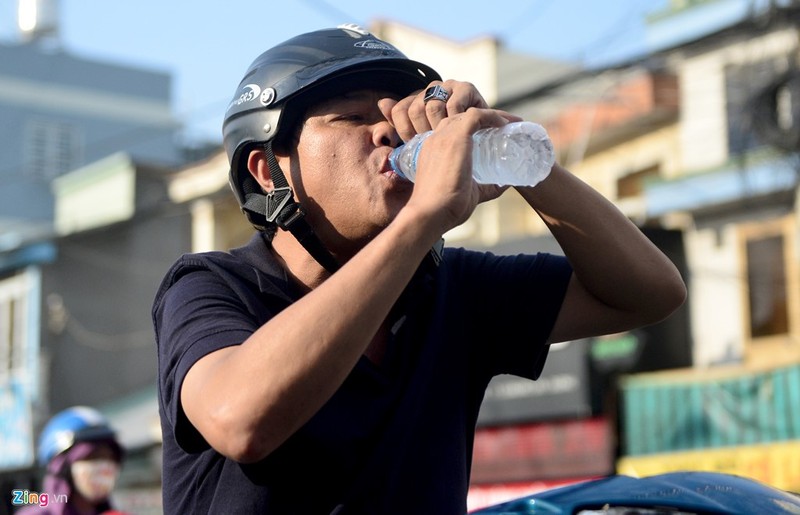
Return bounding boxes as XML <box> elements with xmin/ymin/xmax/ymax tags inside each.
<box><xmin>0</xmin><ymin>0</ymin><xmax>671</xmax><ymax>144</ymax></box>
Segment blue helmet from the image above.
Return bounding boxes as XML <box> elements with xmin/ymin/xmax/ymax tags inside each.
<box><xmin>37</xmin><ymin>406</ymin><xmax>120</xmax><ymax>466</ymax></box>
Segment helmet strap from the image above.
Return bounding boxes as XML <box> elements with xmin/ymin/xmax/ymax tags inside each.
<box><xmin>260</xmin><ymin>141</ymin><xmax>340</xmax><ymax>274</ymax></box>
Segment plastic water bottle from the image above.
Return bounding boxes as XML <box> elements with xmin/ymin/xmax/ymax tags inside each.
<box><xmin>389</xmin><ymin>121</ymin><xmax>555</xmax><ymax>187</ymax></box>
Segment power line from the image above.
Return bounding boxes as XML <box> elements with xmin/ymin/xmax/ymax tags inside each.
<box><xmin>499</xmin><ymin>0</ymin><xmax>558</xmax><ymax>44</ymax></box>
<box><xmin>571</xmin><ymin>5</ymin><xmax>651</xmax><ymax>66</ymax></box>
<box><xmin>297</xmin><ymin>0</ymin><xmax>363</xmax><ymax>26</ymax></box>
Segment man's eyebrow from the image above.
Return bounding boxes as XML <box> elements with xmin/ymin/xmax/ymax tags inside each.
<box><xmin>310</xmin><ymin>90</ymin><xmax>399</xmax><ymax>115</ymax></box>
<box><xmin>336</xmin><ymin>89</ymin><xmax>397</xmax><ymax>102</ymax></box>
<box><xmin>314</xmin><ymin>91</ymin><xmax>370</xmax><ymax>109</ymax></box>
<box><xmin>341</xmin><ymin>91</ymin><xmax>372</xmax><ymax>100</ymax></box>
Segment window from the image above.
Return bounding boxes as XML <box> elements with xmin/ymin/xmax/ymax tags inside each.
<box><xmin>746</xmin><ymin>234</ymin><xmax>788</xmax><ymax>338</ymax></box>
<box><xmin>725</xmin><ymin>58</ymin><xmax>785</xmax><ymax>156</ymax></box>
<box><xmin>616</xmin><ymin>164</ymin><xmax>660</xmax><ymax>199</ymax></box>
<box><xmin>0</xmin><ymin>269</ymin><xmax>40</xmax><ymax>470</ymax></box>
<box><xmin>23</xmin><ymin>119</ymin><xmax>83</xmax><ymax>180</ymax></box>
<box><xmin>0</xmin><ymin>272</ymin><xmax>33</xmax><ymax>383</ymax></box>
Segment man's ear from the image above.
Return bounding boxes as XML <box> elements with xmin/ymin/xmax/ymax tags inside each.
<box><xmin>246</xmin><ymin>149</ymin><xmax>274</xmax><ymax>192</ymax></box>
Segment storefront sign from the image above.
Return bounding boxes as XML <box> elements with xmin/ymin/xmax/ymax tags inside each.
<box><xmin>467</xmin><ymin>478</ymin><xmax>590</xmax><ymax>512</ymax></box>
<box><xmin>0</xmin><ymin>379</ymin><xmax>35</xmax><ymax>470</ymax></box>
<box><xmin>621</xmin><ymin>363</ymin><xmax>800</xmax><ymax>455</ymax></box>
<box><xmin>477</xmin><ymin>340</ymin><xmax>591</xmax><ymax>425</ymax></box>
<box><xmin>472</xmin><ymin>417</ymin><xmax>612</xmax><ymax>483</ymax></box>
<box><xmin>617</xmin><ymin>440</ymin><xmax>800</xmax><ymax>493</ymax></box>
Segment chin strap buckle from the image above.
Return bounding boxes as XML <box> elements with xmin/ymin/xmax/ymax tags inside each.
<box><xmin>264</xmin><ymin>186</ymin><xmax>295</xmax><ymax>224</ymax></box>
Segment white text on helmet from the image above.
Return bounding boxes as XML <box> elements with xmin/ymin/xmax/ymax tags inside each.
<box><xmin>229</xmin><ymin>83</ymin><xmax>262</xmax><ymax>110</ymax></box>
<box><xmin>353</xmin><ymin>40</ymin><xmax>396</xmax><ymax>51</ymax></box>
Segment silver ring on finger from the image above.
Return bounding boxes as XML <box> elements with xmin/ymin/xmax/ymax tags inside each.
<box><xmin>423</xmin><ymin>84</ymin><xmax>450</xmax><ymax>104</ymax></box>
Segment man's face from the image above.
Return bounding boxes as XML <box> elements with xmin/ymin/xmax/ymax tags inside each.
<box><xmin>276</xmin><ymin>89</ymin><xmax>413</xmax><ymax>256</ymax></box>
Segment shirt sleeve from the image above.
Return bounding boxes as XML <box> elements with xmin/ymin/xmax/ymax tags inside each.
<box><xmin>153</xmin><ymin>266</ymin><xmax>266</xmax><ymax>452</ymax></box>
<box><xmin>453</xmin><ymin>249</ymin><xmax>573</xmax><ymax>380</ymax></box>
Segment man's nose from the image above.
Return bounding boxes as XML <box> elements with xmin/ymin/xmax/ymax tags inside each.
<box><xmin>375</xmin><ymin>121</ymin><xmax>401</xmax><ymax>148</ymax></box>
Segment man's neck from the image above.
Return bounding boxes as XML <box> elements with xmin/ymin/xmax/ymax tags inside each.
<box><xmin>270</xmin><ymin>232</ymin><xmax>333</xmax><ymax>291</ymax></box>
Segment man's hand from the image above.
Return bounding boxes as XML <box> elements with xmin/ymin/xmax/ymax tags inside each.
<box><xmin>378</xmin><ymin>79</ymin><xmax>490</xmax><ymax>139</ymax></box>
<box><xmin>379</xmin><ymin>80</ymin><xmax>516</xmax><ymax>232</ymax></box>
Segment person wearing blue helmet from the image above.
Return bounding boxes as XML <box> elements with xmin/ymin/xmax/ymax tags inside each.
<box><xmin>18</xmin><ymin>406</ymin><xmax>126</xmax><ymax>515</ymax></box>
<box><xmin>153</xmin><ymin>25</ymin><xmax>686</xmax><ymax>514</ymax></box>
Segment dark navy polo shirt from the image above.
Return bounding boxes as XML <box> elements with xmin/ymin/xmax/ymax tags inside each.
<box><xmin>153</xmin><ymin>232</ymin><xmax>572</xmax><ymax>514</ymax></box>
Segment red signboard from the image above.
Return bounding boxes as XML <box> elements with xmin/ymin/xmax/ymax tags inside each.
<box><xmin>471</xmin><ymin>417</ymin><xmax>613</xmax><ymax>484</ymax></box>
<box><xmin>467</xmin><ymin>478</ymin><xmax>596</xmax><ymax>512</ymax></box>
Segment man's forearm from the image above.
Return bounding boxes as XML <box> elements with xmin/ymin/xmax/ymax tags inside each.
<box><xmin>518</xmin><ymin>164</ymin><xmax>685</xmax><ymax>323</ymax></box>
<box><xmin>181</xmin><ymin>206</ymin><xmax>444</xmax><ymax>462</ymax></box>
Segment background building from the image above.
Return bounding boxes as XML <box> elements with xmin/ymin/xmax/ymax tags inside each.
<box><xmin>0</xmin><ymin>1</ymin><xmax>185</xmax><ymax>511</ymax></box>
<box><xmin>0</xmin><ymin>3</ymin><xmax>182</xmax><ymax>236</ymax></box>
<box><xmin>466</xmin><ymin>0</ymin><xmax>800</xmax><ymax>508</ymax></box>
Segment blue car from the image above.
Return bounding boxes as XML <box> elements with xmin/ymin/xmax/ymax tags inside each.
<box><xmin>472</xmin><ymin>471</ymin><xmax>800</xmax><ymax>514</ymax></box>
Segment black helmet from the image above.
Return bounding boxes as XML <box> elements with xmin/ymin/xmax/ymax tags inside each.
<box><xmin>224</xmin><ymin>25</ymin><xmax>440</xmax><ymax>167</ymax></box>
<box><xmin>222</xmin><ymin>25</ymin><xmax>440</xmax><ymax>272</ymax></box>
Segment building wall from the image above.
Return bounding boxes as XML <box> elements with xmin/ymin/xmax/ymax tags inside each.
<box><xmin>40</xmin><ymin>207</ymin><xmax>191</xmax><ymax>412</ymax></box>
<box><xmin>607</xmin><ymin>4</ymin><xmax>800</xmax><ymax>492</ymax></box>
<box><xmin>677</xmin><ymin>53</ymin><xmax>730</xmax><ymax>172</ymax></box>
<box><xmin>371</xmin><ymin>21</ymin><xmax>499</xmax><ymax>104</ymax></box>
<box><xmin>570</xmin><ymin>124</ymin><xmax>682</xmax><ymax>216</ymax></box>
<box><xmin>677</xmin><ymin>27</ymin><xmax>799</xmax><ymax>173</ymax></box>
<box><xmin>737</xmin><ymin>214</ymin><xmax>800</xmax><ymax>368</ymax></box>
<box><xmin>669</xmin><ymin>25</ymin><xmax>800</xmax><ymax>368</ymax></box>
<box><xmin>683</xmin><ymin>211</ymin><xmax>800</xmax><ymax>369</ymax></box>
<box><xmin>0</xmin><ymin>42</ymin><xmax>181</xmax><ymax>225</ymax></box>
<box><xmin>685</xmin><ymin>224</ymin><xmax>744</xmax><ymax>365</ymax></box>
